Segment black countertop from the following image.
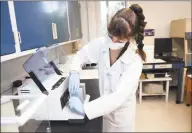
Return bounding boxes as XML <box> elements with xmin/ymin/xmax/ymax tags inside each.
<box><xmin>46</xmin><ymin>79</ymin><xmax>102</xmax><ymax>132</ymax></box>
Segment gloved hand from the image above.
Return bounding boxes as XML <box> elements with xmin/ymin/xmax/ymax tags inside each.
<box><xmin>68</xmin><ymin>96</ymin><xmax>85</xmax><ymax>116</ymax></box>
<box><xmin>68</xmin><ymin>71</ymin><xmax>80</xmax><ymax>97</ymax></box>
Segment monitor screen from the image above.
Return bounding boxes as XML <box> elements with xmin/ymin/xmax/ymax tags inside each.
<box><xmin>23</xmin><ymin>50</ymin><xmax>56</xmax><ymax>82</ymax></box>
<box><xmin>154</xmin><ymin>38</ymin><xmax>172</xmax><ymax>54</ymax></box>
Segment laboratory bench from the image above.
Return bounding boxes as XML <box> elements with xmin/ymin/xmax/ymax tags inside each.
<box><xmin>1</xmin><ymin>63</ymin><xmax>102</xmax><ymax>132</ymax></box>
<box><xmin>35</xmin><ymin>79</ymin><xmax>102</xmax><ymax>132</ymax></box>
<box><xmin>142</xmin><ymin>59</ymin><xmax>185</xmax><ymax>104</ymax></box>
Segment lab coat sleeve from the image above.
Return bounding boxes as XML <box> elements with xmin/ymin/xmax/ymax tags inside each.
<box><xmin>70</xmin><ymin>38</ymin><xmax>101</xmax><ymax>72</ymax></box>
<box><xmin>84</xmin><ymin>56</ymin><xmax>143</xmax><ymax>120</ymax></box>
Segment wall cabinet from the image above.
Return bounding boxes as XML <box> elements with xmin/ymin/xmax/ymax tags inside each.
<box><xmin>14</xmin><ymin>1</ymin><xmax>54</xmax><ymax>51</ymax></box>
<box><xmin>52</xmin><ymin>1</ymin><xmax>69</xmax><ymax>44</ymax></box>
<box><xmin>0</xmin><ymin>1</ymin><xmax>16</xmax><ymax>56</ymax></box>
<box><xmin>1</xmin><ymin>1</ymin><xmax>82</xmax><ymax>59</ymax></box>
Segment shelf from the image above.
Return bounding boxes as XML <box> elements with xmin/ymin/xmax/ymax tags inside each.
<box><xmin>140</xmin><ymin>77</ymin><xmax>172</xmax><ymax>82</ymax></box>
<box><xmin>1</xmin><ymin>49</ymin><xmax>37</xmax><ymax>62</ymax></box>
<box><xmin>57</xmin><ymin>39</ymin><xmax>80</xmax><ymax>47</ymax></box>
<box><xmin>142</xmin><ymin>91</ymin><xmax>166</xmax><ymax>96</ymax></box>
<box><xmin>1</xmin><ymin>39</ymin><xmax>80</xmax><ymax>62</ymax></box>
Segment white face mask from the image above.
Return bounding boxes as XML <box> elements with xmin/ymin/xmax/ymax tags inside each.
<box><xmin>107</xmin><ymin>36</ymin><xmax>126</xmax><ymax>50</ymax></box>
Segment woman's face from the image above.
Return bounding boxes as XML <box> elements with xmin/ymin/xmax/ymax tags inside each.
<box><xmin>111</xmin><ymin>36</ymin><xmax>129</xmax><ymax>43</ymax></box>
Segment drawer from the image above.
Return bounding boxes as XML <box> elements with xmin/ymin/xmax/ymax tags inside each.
<box><xmin>143</xmin><ymin>65</ymin><xmax>153</xmax><ymax>69</ymax></box>
<box><xmin>155</xmin><ymin>64</ymin><xmax>172</xmax><ymax>69</ymax></box>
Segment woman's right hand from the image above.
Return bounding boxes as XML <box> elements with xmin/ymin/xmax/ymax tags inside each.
<box><xmin>68</xmin><ymin>71</ymin><xmax>80</xmax><ymax>97</ymax></box>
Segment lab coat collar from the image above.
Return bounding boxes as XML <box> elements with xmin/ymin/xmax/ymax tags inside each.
<box><xmin>101</xmin><ymin>35</ymin><xmax>111</xmax><ymax>52</ymax></box>
<box><xmin>120</xmin><ymin>39</ymin><xmax>138</xmax><ymax>65</ymax></box>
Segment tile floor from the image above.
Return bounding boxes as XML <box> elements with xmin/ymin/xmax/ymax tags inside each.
<box><xmin>135</xmin><ymin>90</ymin><xmax>191</xmax><ymax>132</ymax></box>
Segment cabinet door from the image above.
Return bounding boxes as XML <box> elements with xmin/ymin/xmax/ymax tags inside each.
<box><xmin>68</xmin><ymin>1</ymin><xmax>82</xmax><ymax>40</ymax></box>
<box><xmin>51</xmin><ymin>1</ymin><xmax>69</xmax><ymax>44</ymax></box>
<box><xmin>14</xmin><ymin>1</ymin><xmax>54</xmax><ymax>51</ymax></box>
<box><xmin>1</xmin><ymin>1</ymin><xmax>16</xmax><ymax>56</ymax></box>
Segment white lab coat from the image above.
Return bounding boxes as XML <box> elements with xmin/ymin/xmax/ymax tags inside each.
<box><xmin>70</xmin><ymin>36</ymin><xmax>143</xmax><ymax>132</ymax></box>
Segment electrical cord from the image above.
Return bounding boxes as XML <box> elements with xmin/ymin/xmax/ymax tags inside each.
<box><xmin>1</xmin><ymin>76</ymin><xmax>30</xmax><ymax>95</ymax></box>
<box><xmin>1</xmin><ymin>86</ymin><xmax>13</xmax><ymax>95</ymax></box>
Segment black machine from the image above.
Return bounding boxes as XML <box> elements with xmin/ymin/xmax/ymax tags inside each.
<box><xmin>154</xmin><ymin>38</ymin><xmax>172</xmax><ymax>57</ymax></box>
<box><xmin>154</xmin><ymin>38</ymin><xmax>182</xmax><ymax>61</ymax></box>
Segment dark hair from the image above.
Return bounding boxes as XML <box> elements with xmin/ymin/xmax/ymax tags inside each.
<box><xmin>107</xmin><ymin>4</ymin><xmax>147</xmax><ymax>61</ymax></box>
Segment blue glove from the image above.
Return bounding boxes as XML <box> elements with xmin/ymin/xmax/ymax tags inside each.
<box><xmin>68</xmin><ymin>96</ymin><xmax>85</xmax><ymax>116</ymax></box>
<box><xmin>68</xmin><ymin>71</ymin><xmax>80</xmax><ymax>97</ymax></box>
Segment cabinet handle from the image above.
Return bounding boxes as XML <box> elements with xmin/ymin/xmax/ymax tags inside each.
<box><xmin>68</xmin><ymin>32</ymin><xmax>71</xmax><ymax>40</ymax></box>
<box><xmin>52</xmin><ymin>23</ymin><xmax>58</xmax><ymax>40</ymax></box>
<box><xmin>55</xmin><ymin>23</ymin><xmax>58</xmax><ymax>39</ymax></box>
<box><xmin>18</xmin><ymin>32</ymin><xmax>22</xmax><ymax>43</ymax></box>
<box><xmin>52</xmin><ymin>23</ymin><xmax>55</xmax><ymax>39</ymax></box>
<box><xmin>76</xmin><ymin>28</ymin><xmax>79</xmax><ymax>37</ymax></box>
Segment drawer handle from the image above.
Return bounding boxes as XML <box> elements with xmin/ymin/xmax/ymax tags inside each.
<box><xmin>18</xmin><ymin>32</ymin><xmax>22</xmax><ymax>43</ymax></box>
<box><xmin>76</xmin><ymin>28</ymin><xmax>79</xmax><ymax>37</ymax></box>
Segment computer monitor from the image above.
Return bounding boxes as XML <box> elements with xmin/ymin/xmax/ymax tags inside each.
<box><xmin>154</xmin><ymin>38</ymin><xmax>172</xmax><ymax>56</ymax></box>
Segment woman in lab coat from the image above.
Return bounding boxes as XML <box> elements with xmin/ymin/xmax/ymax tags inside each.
<box><xmin>68</xmin><ymin>4</ymin><xmax>147</xmax><ymax>132</ymax></box>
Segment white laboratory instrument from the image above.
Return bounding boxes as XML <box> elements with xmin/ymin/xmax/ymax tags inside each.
<box><xmin>1</xmin><ymin>45</ymin><xmax>91</xmax><ymax>128</ymax></box>
<box><xmin>19</xmin><ymin>46</ymin><xmax>90</xmax><ymax>122</ymax></box>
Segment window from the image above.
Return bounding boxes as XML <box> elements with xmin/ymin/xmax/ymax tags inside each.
<box><xmin>100</xmin><ymin>1</ymin><xmax>127</xmax><ymax>36</ymax></box>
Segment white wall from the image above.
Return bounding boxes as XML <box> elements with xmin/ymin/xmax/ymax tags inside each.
<box><xmin>128</xmin><ymin>1</ymin><xmax>191</xmax><ymax>38</ymax></box>
<box><xmin>80</xmin><ymin>1</ymin><xmax>191</xmax><ymax>46</ymax></box>
<box><xmin>79</xmin><ymin>1</ymin><xmax>88</xmax><ymax>47</ymax></box>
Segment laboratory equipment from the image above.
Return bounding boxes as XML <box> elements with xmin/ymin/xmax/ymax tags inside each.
<box><xmin>170</xmin><ymin>18</ymin><xmax>192</xmax><ymax>66</ymax></box>
<box><xmin>154</xmin><ymin>38</ymin><xmax>173</xmax><ymax>58</ymax></box>
<box><xmin>18</xmin><ymin>45</ymin><xmax>90</xmax><ymax>122</ymax></box>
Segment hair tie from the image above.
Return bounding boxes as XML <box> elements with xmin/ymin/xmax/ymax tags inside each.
<box><xmin>138</xmin><ymin>43</ymin><xmax>144</xmax><ymax>50</ymax></box>
<box><xmin>129</xmin><ymin>6</ymin><xmax>137</xmax><ymax>14</ymax></box>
